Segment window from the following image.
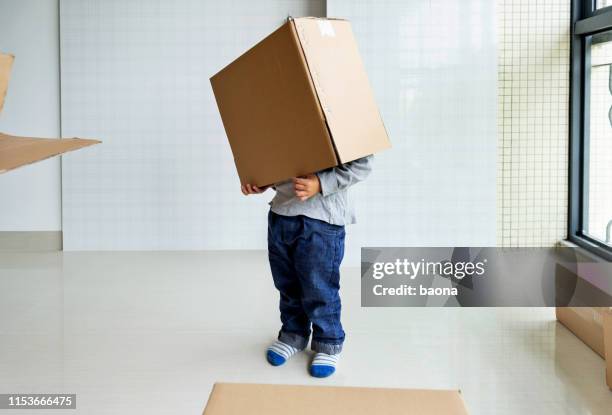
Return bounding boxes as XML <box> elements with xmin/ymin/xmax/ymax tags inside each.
<box><xmin>597</xmin><ymin>0</ymin><xmax>612</xmax><ymax>10</ymax></box>
<box><xmin>587</xmin><ymin>32</ymin><xmax>612</xmax><ymax>245</ymax></box>
<box><xmin>570</xmin><ymin>1</ymin><xmax>612</xmax><ymax>260</ymax></box>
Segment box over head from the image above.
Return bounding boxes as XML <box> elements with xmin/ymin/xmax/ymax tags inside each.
<box><xmin>211</xmin><ymin>17</ymin><xmax>390</xmax><ymax>187</ymax></box>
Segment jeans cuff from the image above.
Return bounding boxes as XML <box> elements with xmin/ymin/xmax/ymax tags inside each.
<box><xmin>311</xmin><ymin>340</ymin><xmax>343</xmax><ymax>354</ymax></box>
<box><xmin>278</xmin><ymin>331</ymin><xmax>309</xmax><ymax>350</ymax></box>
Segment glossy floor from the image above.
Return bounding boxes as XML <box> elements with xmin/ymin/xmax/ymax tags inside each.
<box><xmin>0</xmin><ymin>251</ymin><xmax>610</xmax><ymax>414</ymax></box>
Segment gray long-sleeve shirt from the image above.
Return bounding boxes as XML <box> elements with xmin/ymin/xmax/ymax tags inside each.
<box><xmin>269</xmin><ymin>155</ymin><xmax>373</xmax><ymax>226</ymax></box>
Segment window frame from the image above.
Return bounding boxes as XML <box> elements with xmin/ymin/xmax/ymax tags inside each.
<box><xmin>569</xmin><ymin>0</ymin><xmax>612</xmax><ymax>260</ymax></box>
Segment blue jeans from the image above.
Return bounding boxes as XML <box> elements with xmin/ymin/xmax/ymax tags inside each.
<box><xmin>268</xmin><ymin>210</ymin><xmax>345</xmax><ymax>354</ymax></box>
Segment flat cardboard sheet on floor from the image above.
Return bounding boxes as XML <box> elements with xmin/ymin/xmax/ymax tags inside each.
<box><xmin>211</xmin><ymin>17</ymin><xmax>391</xmax><ymax>186</ymax></box>
<box><xmin>0</xmin><ymin>133</ymin><xmax>100</xmax><ymax>174</ymax></box>
<box><xmin>202</xmin><ymin>383</ymin><xmax>470</xmax><ymax>415</ymax></box>
<box><xmin>0</xmin><ymin>52</ymin><xmax>100</xmax><ymax>173</ymax></box>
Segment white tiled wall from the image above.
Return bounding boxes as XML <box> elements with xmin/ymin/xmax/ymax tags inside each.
<box><xmin>62</xmin><ymin>0</ymin><xmax>498</xmax><ymax>256</ymax></box>
<box><xmin>0</xmin><ymin>0</ymin><xmax>62</xmax><ymax>232</ymax></box>
<box><xmin>497</xmin><ymin>0</ymin><xmax>570</xmax><ymax>247</ymax></box>
<box><xmin>329</xmin><ymin>0</ymin><xmax>498</xmax><ymax>265</ymax></box>
<box><xmin>60</xmin><ymin>0</ymin><xmax>324</xmax><ymax>250</ymax></box>
<box><xmin>60</xmin><ymin>0</ymin><xmax>570</xmax><ymax>251</ymax></box>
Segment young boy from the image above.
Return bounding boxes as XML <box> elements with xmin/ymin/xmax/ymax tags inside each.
<box><xmin>241</xmin><ymin>155</ymin><xmax>372</xmax><ymax>378</ymax></box>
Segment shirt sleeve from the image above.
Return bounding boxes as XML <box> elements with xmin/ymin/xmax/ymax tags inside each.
<box><xmin>316</xmin><ymin>155</ymin><xmax>373</xmax><ymax>197</ymax></box>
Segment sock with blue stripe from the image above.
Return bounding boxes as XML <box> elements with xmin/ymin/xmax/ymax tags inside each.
<box><xmin>266</xmin><ymin>340</ymin><xmax>300</xmax><ymax>366</ymax></box>
<box><xmin>309</xmin><ymin>352</ymin><xmax>339</xmax><ymax>378</ymax></box>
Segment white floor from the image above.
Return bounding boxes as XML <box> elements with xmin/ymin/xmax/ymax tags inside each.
<box><xmin>0</xmin><ymin>251</ymin><xmax>610</xmax><ymax>415</ymax></box>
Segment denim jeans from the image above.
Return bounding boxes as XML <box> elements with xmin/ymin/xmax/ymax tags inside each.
<box><xmin>267</xmin><ymin>210</ymin><xmax>345</xmax><ymax>354</ymax></box>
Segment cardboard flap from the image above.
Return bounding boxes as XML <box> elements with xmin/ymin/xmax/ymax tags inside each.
<box><xmin>0</xmin><ymin>133</ymin><xmax>100</xmax><ymax>174</ymax></box>
<box><xmin>203</xmin><ymin>383</ymin><xmax>469</xmax><ymax>415</ymax></box>
<box><xmin>293</xmin><ymin>18</ymin><xmax>391</xmax><ymax>164</ymax></box>
<box><xmin>0</xmin><ymin>53</ymin><xmax>14</xmax><ymax>113</ymax></box>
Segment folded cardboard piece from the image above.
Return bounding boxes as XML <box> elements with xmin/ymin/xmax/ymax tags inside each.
<box><xmin>606</xmin><ymin>312</ymin><xmax>612</xmax><ymax>388</ymax></box>
<box><xmin>0</xmin><ymin>52</ymin><xmax>99</xmax><ymax>173</ymax></box>
<box><xmin>202</xmin><ymin>383</ymin><xmax>470</xmax><ymax>415</ymax></box>
<box><xmin>0</xmin><ymin>53</ymin><xmax>12</xmax><ymax>113</ymax></box>
<box><xmin>0</xmin><ymin>133</ymin><xmax>98</xmax><ymax>173</ymax></box>
<box><xmin>556</xmin><ymin>307</ymin><xmax>612</xmax><ymax>389</ymax></box>
<box><xmin>211</xmin><ymin>17</ymin><xmax>391</xmax><ymax>186</ymax></box>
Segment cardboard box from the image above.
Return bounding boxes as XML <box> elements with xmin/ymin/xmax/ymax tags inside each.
<box><xmin>0</xmin><ymin>52</ymin><xmax>99</xmax><ymax>173</ymax></box>
<box><xmin>556</xmin><ymin>307</ymin><xmax>607</xmax><ymax>357</ymax></box>
<box><xmin>605</xmin><ymin>309</ymin><xmax>612</xmax><ymax>389</ymax></box>
<box><xmin>211</xmin><ymin>17</ymin><xmax>391</xmax><ymax>186</ymax></box>
<box><xmin>202</xmin><ymin>383</ymin><xmax>470</xmax><ymax>415</ymax></box>
<box><xmin>556</xmin><ymin>307</ymin><xmax>612</xmax><ymax>389</ymax></box>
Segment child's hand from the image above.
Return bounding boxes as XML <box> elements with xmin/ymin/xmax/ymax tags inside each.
<box><xmin>241</xmin><ymin>184</ymin><xmax>269</xmax><ymax>195</ymax></box>
<box><xmin>293</xmin><ymin>174</ymin><xmax>321</xmax><ymax>201</ymax></box>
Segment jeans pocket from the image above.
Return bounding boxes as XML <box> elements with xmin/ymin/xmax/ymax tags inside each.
<box><xmin>321</xmin><ymin>221</ymin><xmax>343</xmax><ymax>236</ymax></box>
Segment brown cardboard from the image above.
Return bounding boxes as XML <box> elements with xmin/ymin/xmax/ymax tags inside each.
<box><xmin>0</xmin><ymin>53</ymin><xmax>14</xmax><ymax>113</ymax></box>
<box><xmin>210</xmin><ymin>21</ymin><xmax>336</xmax><ymax>187</ymax></box>
<box><xmin>0</xmin><ymin>133</ymin><xmax>100</xmax><ymax>174</ymax></box>
<box><xmin>211</xmin><ymin>17</ymin><xmax>391</xmax><ymax>186</ymax></box>
<box><xmin>556</xmin><ymin>307</ymin><xmax>607</xmax><ymax>357</ymax></box>
<box><xmin>557</xmin><ymin>307</ymin><xmax>612</xmax><ymax>390</ymax></box>
<box><xmin>0</xmin><ymin>52</ymin><xmax>100</xmax><ymax>173</ymax></box>
<box><xmin>202</xmin><ymin>383</ymin><xmax>470</xmax><ymax>415</ymax></box>
<box><xmin>294</xmin><ymin>18</ymin><xmax>390</xmax><ymax>164</ymax></box>
<box><xmin>604</xmin><ymin>310</ymin><xmax>612</xmax><ymax>389</ymax></box>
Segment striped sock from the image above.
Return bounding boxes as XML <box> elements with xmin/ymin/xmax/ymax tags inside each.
<box><xmin>309</xmin><ymin>352</ymin><xmax>339</xmax><ymax>378</ymax></box>
<box><xmin>266</xmin><ymin>340</ymin><xmax>300</xmax><ymax>366</ymax></box>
